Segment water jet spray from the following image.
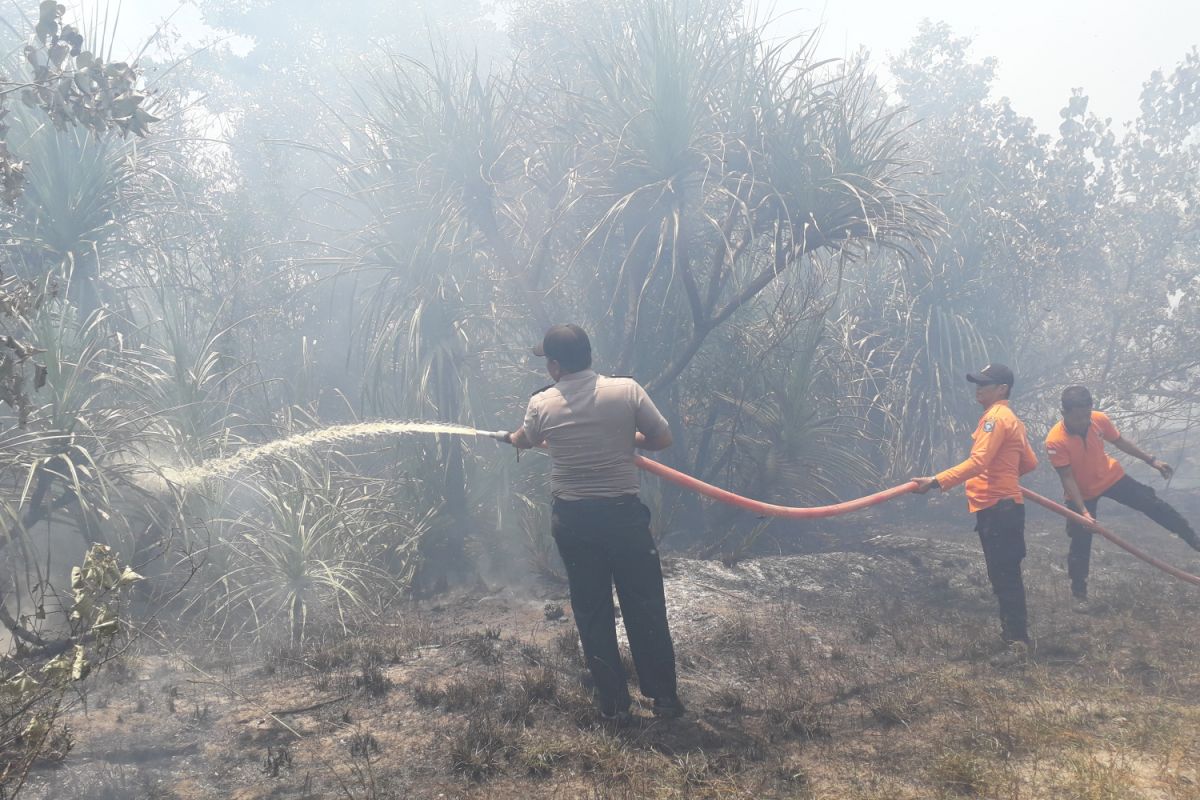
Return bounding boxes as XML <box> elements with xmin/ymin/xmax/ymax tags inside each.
<box><xmin>153</xmin><ymin>420</ymin><xmax>1200</xmax><ymax>587</ymax></box>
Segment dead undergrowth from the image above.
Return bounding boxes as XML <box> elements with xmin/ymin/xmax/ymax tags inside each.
<box><xmin>17</xmin><ymin>522</ymin><xmax>1200</xmax><ymax>799</ymax></box>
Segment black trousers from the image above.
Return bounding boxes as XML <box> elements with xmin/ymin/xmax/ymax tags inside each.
<box><xmin>975</xmin><ymin>500</ymin><xmax>1028</xmax><ymax>644</ymax></box>
<box><xmin>552</xmin><ymin>495</ymin><xmax>678</xmax><ymax>715</ymax></box>
<box><xmin>1066</xmin><ymin>475</ymin><xmax>1197</xmax><ymax>596</ymax></box>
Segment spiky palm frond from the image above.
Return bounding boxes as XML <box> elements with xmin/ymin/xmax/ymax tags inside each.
<box><xmin>711</xmin><ymin>316</ymin><xmax>879</xmax><ymax>507</ymax></box>
<box><xmin>319</xmin><ymin>47</ymin><xmax>526</xmax><ymax>296</ymax></box>
<box><xmin>17</xmin><ymin>304</ymin><xmax>127</xmax><ymax>534</ymax></box>
<box><xmin>99</xmin><ymin>284</ymin><xmax>254</xmax><ymax>465</ymax></box>
<box><xmin>548</xmin><ymin>0</ymin><xmax>942</xmax><ymax>385</ymax></box>
<box><xmin>834</xmin><ymin>252</ymin><xmax>994</xmax><ymax>478</ymax></box>
<box><xmin>6</xmin><ymin>108</ymin><xmax>141</xmax><ymax>314</ymax></box>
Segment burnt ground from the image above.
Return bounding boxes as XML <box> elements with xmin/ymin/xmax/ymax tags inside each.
<box><xmin>16</xmin><ymin>500</ymin><xmax>1200</xmax><ymax>800</ymax></box>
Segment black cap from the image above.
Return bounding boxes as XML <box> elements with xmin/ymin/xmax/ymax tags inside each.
<box><xmin>966</xmin><ymin>363</ymin><xmax>1014</xmax><ymax>389</ymax></box>
<box><xmin>532</xmin><ymin>324</ymin><xmax>592</xmax><ymax>364</ymax></box>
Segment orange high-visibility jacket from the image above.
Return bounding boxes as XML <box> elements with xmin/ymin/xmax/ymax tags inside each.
<box><xmin>936</xmin><ymin>400</ymin><xmax>1039</xmax><ymax>513</ymax></box>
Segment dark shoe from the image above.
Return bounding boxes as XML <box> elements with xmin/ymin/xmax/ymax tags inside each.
<box><xmin>989</xmin><ymin>640</ymin><xmax>1029</xmax><ymax>668</ymax></box>
<box><xmin>652</xmin><ymin>696</ymin><xmax>686</xmax><ymax>719</ymax></box>
<box><xmin>1182</xmin><ymin>533</ymin><xmax>1200</xmax><ymax>552</ymax></box>
<box><xmin>1071</xmin><ymin>588</ymin><xmax>1089</xmax><ymax>614</ymax></box>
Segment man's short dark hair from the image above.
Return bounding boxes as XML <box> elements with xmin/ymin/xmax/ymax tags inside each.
<box><xmin>557</xmin><ymin>348</ymin><xmax>592</xmax><ymax>373</ymax></box>
<box><xmin>1061</xmin><ymin>385</ymin><xmax>1094</xmax><ymax>411</ymax></box>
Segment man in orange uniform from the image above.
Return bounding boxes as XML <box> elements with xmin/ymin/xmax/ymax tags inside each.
<box><xmin>913</xmin><ymin>365</ymin><xmax>1039</xmax><ymax>650</ymax></box>
<box><xmin>1046</xmin><ymin>385</ymin><xmax>1197</xmax><ymax>608</ymax></box>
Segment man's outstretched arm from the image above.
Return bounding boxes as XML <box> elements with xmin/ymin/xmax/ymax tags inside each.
<box><xmin>912</xmin><ymin>420</ymin><xmax>1005</xmax><ymax>493</ymax></box>
<box><xmin>1111</xmin><ymin>435</ymin><xmax>1173</xmax><ymax>479</ymax></box>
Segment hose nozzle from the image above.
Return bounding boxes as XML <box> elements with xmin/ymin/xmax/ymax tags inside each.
<box><xmin>477</xmin><ymin>429</ymin><xmax>512</xmax><ymax>443</ymax></box>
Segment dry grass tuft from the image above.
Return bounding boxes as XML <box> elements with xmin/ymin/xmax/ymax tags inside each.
<box><xmin>449</xmin><ymin>718</ymin><xmax>514</xmax><ymax>782</ymax></box>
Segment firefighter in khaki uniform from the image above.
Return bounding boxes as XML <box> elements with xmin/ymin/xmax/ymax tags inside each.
<box><xmin>1046</xmin><ymin>385</ymin><xmax>1198</xmax><ymax>609</ymax></box>
<box><xmin>913</xmin><ymin>365</ymin><xmax>1039</xmax><ymax>657</ymax></box>
<box><xmin>504</xmin><ymin>324</ymin><xmax>684</xmax><ymax>724</ymax></box>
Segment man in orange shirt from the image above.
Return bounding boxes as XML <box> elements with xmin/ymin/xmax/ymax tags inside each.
<box><xmin>1046</xmin><ymin>385</ymin><xmax>1197</xmax><ymax>607</ymax></box>
<box><xmin>913</xmin><ymin>365</ymin><xmax>1039</xmax><ymax>651</ymax></box>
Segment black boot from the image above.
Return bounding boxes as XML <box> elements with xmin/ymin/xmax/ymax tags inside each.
<box><xmin>652</xmin><ymin>695</ymin><xmax>686</xmax><ymax>719</ymax></box>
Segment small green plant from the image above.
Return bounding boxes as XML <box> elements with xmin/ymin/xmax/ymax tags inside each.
<box><xmin>201</xmin><ymin>464</ymin><xmax>392</xmax><ymax>645</ymax></box>
<box><xmin>1</xmin><ymin>544</ymin><xmax>142</xmax><ymax>793</ymax></box>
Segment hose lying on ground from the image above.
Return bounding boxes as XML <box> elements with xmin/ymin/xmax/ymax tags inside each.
<box><xmin>633</xmin><ymin>455</ymin><xmax>1200</xmax><ymax>587</ymax></box>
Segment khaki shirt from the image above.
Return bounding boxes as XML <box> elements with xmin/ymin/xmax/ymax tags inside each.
<box><xmin>522</xmin><ymin>370</ymin><xmax>670</xmax><ymax>500</ymax></box>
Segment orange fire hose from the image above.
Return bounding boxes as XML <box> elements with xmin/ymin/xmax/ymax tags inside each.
<box><xmin>1019</xmin><ymin>487</ymin><xmax>1200</xmax><ymax>587</ymax></box>
<box><xmin>634</xmin><ymin>455</ymin><xmax>1200</xmax><ymax>587</ymax></box>
<box><xmin>633</xmin><ymin>455</ymin><xmax>920</xmax><ymax>517</ymax></box>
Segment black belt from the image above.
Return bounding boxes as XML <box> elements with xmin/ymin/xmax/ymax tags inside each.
<box><xmin>553</xmin><ymin>494</ymin><xmax>640</xmax><ymax>508</ymax></box>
